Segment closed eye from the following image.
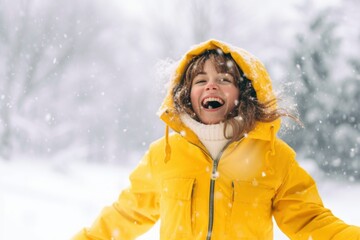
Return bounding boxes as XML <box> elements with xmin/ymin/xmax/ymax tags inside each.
<box><xmin>193</xmin><ymin>76</ymin><xmax>208</xmax><ymax>85</ymax></box>
<box><xmin>218</xmin><ymin>74</ymin><xmax>234</xmax><ymax>84</ymax></box>
<box><xmin>218</xmin><ymin>78</ymin><xmax>235</xmax><ymax>85</ymax></box>
<box><xmin>219</xmin><ymin>78</ymin><xmax>232</xmax><ymax>83</ymax></box>
<box><xmin>194</xmin><ymin>79</ymin><xmax>207</xmax><ymax>84</ymax></box>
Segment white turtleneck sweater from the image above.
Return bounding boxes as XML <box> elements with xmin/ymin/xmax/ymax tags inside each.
<box><xmin>180</xmin><ymin>114</ymin><xmax>232</xmax><ymax>160</ymax></box>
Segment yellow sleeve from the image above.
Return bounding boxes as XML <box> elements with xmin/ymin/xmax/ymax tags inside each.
<box><xmin>72</xmin><ymin>151</ymin><xmax>160</xmax><ymax>240</ymax></box>
<box><xmin>273</xmin><ymin>158</ymin><xmax>360</xmax><ymax>240</ymax></box>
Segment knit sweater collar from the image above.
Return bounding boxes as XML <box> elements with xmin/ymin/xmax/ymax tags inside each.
<box><xmin>180</xmin><ymin>114</ymin><xmax>229</xmax><ymax>140</ymax></box>
<box><xmin>180</xmin><ymin>114</ymin><xmax>232</xmax><ymax>159</ymax></box>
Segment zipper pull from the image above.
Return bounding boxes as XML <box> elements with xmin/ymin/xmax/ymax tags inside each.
<box><xmin>211</xmin><ymin>170</ymin><xmax>219</xmax><ymax>180</ymax></box>
<box><xmin>211</xmin><ymin>160</ymin><xmax>219</xmax><ymax>180</ymax></box>
<box><xmin>210</xmin><ymin>142</ymin><xmax>230</xmax><ymax>181</ymax></box>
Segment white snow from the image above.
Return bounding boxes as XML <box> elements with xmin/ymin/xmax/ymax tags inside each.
<box><xmin>0</xmin><ymin>158</ymin><xmax>359</xmax><ymax>240</ymax></box>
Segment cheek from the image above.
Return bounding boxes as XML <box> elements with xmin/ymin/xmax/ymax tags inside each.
<box><xmin>190</xmin><ymin>89</ymin><xmax>200</xmax><ymax>107</ymax></box>
<box><xmin>227</xmin><ymin>89</ymin><xmax>240</xmax><ymax>107</ymax></box>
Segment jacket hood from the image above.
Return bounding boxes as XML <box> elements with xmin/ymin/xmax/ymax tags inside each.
<box><xmin>158</xmin><ymin>39</ymin><xmax>281</xmax><ymax>143</ymax></box>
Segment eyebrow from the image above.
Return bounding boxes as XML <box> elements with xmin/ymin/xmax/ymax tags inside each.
<box><xmin>195</xmin><ymin>71</ymin><xmax>207</xmax><ymax>76</ymax></box>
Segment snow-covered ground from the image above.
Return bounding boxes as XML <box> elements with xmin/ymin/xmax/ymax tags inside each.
<box><xmin>0</xmin><ymin>157</ymin><xmax>359</xmax><ymax>240</ymax></box>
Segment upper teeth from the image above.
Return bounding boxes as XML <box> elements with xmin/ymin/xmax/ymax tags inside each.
<box><xmin>203</xmin><ymin>97</ymin><xmax>224</xmax><ymax>105</ymax></box>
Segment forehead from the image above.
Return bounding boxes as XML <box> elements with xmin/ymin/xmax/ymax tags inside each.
<box><xmin>192</xmin><ymin>54</ymin><xmax>235</xmax><ymax>75</ymax></box>
<box><xmin>202</xmin><ymin>60</ymin><xmax>217</xmax><ymax>72</ymax></box>
<box><xmin>197</xmin><ymin>60</ymin><xmax>232</xmax><ymax>78</ymax></box>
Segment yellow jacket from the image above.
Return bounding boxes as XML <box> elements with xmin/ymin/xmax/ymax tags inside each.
<box><xmin>73</xmin><ymin>39</ymin><xmax>360</xmax><ymax>239</ymax></box>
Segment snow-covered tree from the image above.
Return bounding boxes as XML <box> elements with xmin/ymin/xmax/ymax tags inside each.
<box><xmin>285</xmin><ymin>3</ymin><xmax>360</xmax><ymax>180</ymax></box>
<box><xmin>0</xmin><ymin>0</ymin><xmax>147</xmax><ymax>162</ymax></box>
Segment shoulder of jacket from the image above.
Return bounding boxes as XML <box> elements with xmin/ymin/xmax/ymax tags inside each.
<box><xmin>148</xmin><ymin>133</ymin><xmax>184</xmax><ymax>151</ymax></box>
<box><xmin>274</xmin><ymin>137</ymin><xmax>296</xmax><ymax>158</ymax></box>
<box><xmin>151</xmin><ymin>132</ymin><xmax>182</xmax><ymax>142</ymax></box>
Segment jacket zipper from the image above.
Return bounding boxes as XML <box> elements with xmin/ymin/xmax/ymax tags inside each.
<box><xmin>187</xmin><ymin>137</ymin><xmax>243</xmax><ymax>240</ymax></box>
<box><xmin>206</xmin><ymin>143</ymin><xmax>230</xmax><ymax>240</ymax></box>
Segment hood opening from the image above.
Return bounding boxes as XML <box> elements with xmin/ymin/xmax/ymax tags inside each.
<box><xmin>159</xmin><ymin>39</ymin><xmax>282</xmax><ymax>157</ymax></box>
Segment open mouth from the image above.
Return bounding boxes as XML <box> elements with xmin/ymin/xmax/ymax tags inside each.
<box><xmin>201</xmin><ymin>97</ymin><xmax>224</xmax><ymax>109</ymax></box>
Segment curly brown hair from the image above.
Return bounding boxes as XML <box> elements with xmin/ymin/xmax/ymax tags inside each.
<box><xmin>173</xmin><ymin>49</ymin><xmax>295</xmax><ymax>142</ymax></box>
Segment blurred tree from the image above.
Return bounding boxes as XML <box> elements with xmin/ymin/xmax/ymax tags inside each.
<box><xmin>0</xmin><ymin>0</ymin><xmax>125</xmax><ymax>161</ymax></box>
<box><xmin>285</xmin><ymin>4</ymin><xmax>360</xmax><ymax>181</ymax></box>
<box><xmin>0</xmin><ymin>0</ymin><xmax>85</xmax><ymax>159</ymax></box>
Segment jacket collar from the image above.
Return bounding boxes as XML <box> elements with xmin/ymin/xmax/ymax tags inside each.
<box><xmin>159</xmin><ymin>108</ymin><xmax>280</xmax><ymax>144</ymax></box>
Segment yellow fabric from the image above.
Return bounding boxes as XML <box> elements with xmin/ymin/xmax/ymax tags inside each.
<box><xmin>73</xmin><ymin>39</ymin><xmax>360</xmax><ymax>240</ymax></box>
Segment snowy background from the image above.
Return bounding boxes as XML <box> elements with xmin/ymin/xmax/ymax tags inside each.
<box><xmin>1</xmin><ymin>0</ymin><xmax>360</xmax><ymax>239</ymax></box>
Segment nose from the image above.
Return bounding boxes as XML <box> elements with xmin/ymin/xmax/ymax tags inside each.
<box><xmin>205</xmin><ymin>82</ymin><xmax>218</xmax><ymax>91</ymax></box>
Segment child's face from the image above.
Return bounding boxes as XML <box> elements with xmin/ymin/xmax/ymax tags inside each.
<box><xmin>190</xmin><ymin>60</ymin><xmax>240</xmax><ymax>124</ymax></box>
